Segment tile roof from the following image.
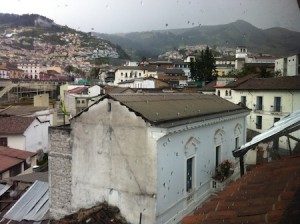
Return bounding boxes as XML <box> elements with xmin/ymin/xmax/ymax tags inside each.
<box><xmin>199</xmin><ymin>80</ymin><xmax>217</xmax><ymax>92</ymax></box>
<box><xmin>98</xmin><ymin>93</ymin><xmax>249</xmax><ymax>127</ymax></box>
<box><xmin>233</xmin><ymin>76</ymin><xmax>300</xmax><ymax>90</ymax></box>
<box><xmin>0</xmin><ymin>105</ymin><xmax>48</xmax><ymax>116</ymax></box>
<box><xmin>182</xmin><ymin>154</ymin><xmax>300</xmax><ymax>224</ymax></box>
<box><xmin>0</xmin><ymin>116</ymin><xmax>35</xmax><ymax>135</ymax></box>
<box><xmin>225</xmin><ymin>74</ymin><xmax>258</xmax><ymax>88</ymax></box>
<box><xmin>0</xmin><ymin>146</ymin><xmax>35</xmax><ymax>160</ymax></box>
<box><xmin>0</xmin><ymin>155</ymin><xmax>22</xmax><ymax>173</ymax></box>
<box><xmin>68</xmin><ymin>86</ymin><xmax>87</xmax><ymax>94</ymax></box>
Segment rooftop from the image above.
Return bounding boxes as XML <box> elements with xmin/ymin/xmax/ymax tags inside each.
<box><xmin>85</xmin><ymin>93</ymin><xmax>249</xmax><ymax>127</ymax></box>
<box><xmin>233</xmin><ymin>76</ymin><xmax>300</xmax><ymax>90</ymax></box>
<box><xmin>182</xmin><ymin>154</ymin><xmax>300</xmax><ymax>224</ymax></box>
<box><xmin>0</xmin><ymin>116</ymin><xmax>35</xmax><ymax>135</ymax></box>
<box><xmin>0</xmin><ymin>105</ymin><xmax>48</xmax><ymax>116</ymax></box>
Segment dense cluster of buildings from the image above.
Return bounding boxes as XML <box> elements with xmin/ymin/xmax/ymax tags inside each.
<box><xmin>0</xmin><ymin>42</ymin><xmax>300</xmax><ymax>223</ymax></box>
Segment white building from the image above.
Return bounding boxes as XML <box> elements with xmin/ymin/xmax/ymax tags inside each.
<box><xmin>275</xmin><ymin>57</ymin><xmax>287</xmax><ymax>76</ymax></box>
<box><xmin>0</xmin><ymin>116</ymin><xmax>50</xmax><ymax>153</ymax></box>
<box><xmin>287</xmin><ymin>54</ymin><xmax>300</xmax><ymax>76</ymax></box>
<box><xmin>17</xmin><ymin>62</ymin><xmax>46</xmax><ymax>79</ymax></box>
<box><xmin>215</xmin><ymin>76</ymin><xmax>300</xmax><ymax>151</ymax></box>
<box><xmin>49</xmin><ymin>93</ymin><xmax>249</xmax><ymax>224</ymax></box>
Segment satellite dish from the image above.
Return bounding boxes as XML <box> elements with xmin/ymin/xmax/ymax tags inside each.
<box><xmin>26</xmin><ymin>156</ymin><xmax>32</xmax><ymax>165</ymax></box>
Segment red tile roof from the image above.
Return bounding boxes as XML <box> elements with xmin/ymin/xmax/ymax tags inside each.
<box><xmin>0</xmin><ymin>116</ymin><xmax>35</xmax><ymax>135</ymax></box>
<box><xmin>233</xmin><ymin>76</ymin><xmax>300</xmax><ymax>90</ymax></box>
<box><xmin>68</xmin><ymin>86</ymin><xmax>86</xmax><ymax>94</ymax></box>
<box><xmin>0</xmin><ymin>146</ymin><xmax>35</xmax><ymax>160</ymax></box>
<box><xmin>182</xmin><ymin>154</ymin><xmax>300</xmax><ymax>224</ymax></box>
<box><xmin>0</xmin><ymin>155</ymin><xmax>22</xmax><ymax>173</ymax></box>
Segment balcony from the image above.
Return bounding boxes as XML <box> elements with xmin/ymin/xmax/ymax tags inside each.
<box><xmin>271</xmin><ymin>105</ymin><xmax>282</xmax><ymax>115</ymax></box>
<box><xmin>253</xmin><ymin>104</ymin><xmax>263</xmax><ymax>113</ymax></box>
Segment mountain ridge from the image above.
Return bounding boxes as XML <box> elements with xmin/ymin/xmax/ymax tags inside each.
<box><xmin>94</xmin><ymin>20</ymin><xmax>300</xmax><ymax>60</ymax></box>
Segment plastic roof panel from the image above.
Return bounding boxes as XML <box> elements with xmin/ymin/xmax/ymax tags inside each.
<box><xmin>0</xmin><ymin>183</ymin><xmax>11</xmax><ymax>197</ymax></box>
<box><xmin>233</xmin><ymin>109</ymin><xmax>300</xmax><ymax>157</ymax></box>
<box><xmin>4</xmin><ymin>181</ymin><xmax>49</xmax><ymax>222</ymax></box>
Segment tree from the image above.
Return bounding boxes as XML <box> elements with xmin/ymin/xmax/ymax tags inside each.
<box><xmin>190</xmin><ymin>46</ymin><xmax>216</xmax><ymax>83</ymax></box>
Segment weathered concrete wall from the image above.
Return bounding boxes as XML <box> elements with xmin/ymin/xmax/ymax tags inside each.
<box><xmin>48</xmin><ymin>126</ymin><xmax>72</xmax><ymax>220</ymax></box>
<box><xmin>70</xmin><ymin>99</ymin><xmax>157</xmax><ymax>224</ymax></box>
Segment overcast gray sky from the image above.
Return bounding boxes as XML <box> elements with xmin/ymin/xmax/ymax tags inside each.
<box><xmin>1</xmin><ymin>0</ymin><xmax>300</xmax><ymax>34</ymax></box>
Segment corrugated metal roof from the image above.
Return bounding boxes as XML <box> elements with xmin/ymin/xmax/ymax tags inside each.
<box><xmin>4</xmin><ymin>181</ymin><xmax>49</xmax><ymax>222</ymax></box>
<box><xmin>0</xmin><ymin>183</ymin><xmax>11</xmax><ymax>197</ymax></box>
<box><xmin>109</xmin><ymin>93</ymin><xmax>247</xmax><ymax>125</ymax></box>
<box><xmin>233</xmin><ymin>109</ymin><xmax>300</xmax><ymax>157</ymax></box>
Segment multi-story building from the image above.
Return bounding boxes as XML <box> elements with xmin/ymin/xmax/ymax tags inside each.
<box><xmin>214</xmin><ymin>76</ymin><xmax>300</xmax><ymax>150</ymax></box>
<box><xmin>17</xmin><ymin>62</ymin><xmax>46</xmax><ymax>79</ymax></box>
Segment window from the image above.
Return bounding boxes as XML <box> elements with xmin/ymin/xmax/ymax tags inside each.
<box><xmin>0</xmin><ymin>137</ymin><xmax>7</xmax><ymax>146</ymax></box>
<box><xmin>10</xmin><ymin>164</ymin><xmax>22</xmax><ymax>177</ymax></box>
<box><xmin>217</xmin><ymin>90</ymin><xmax>220</xmax><ymax>96</ymax></box>
<box><xmin>225</xmin><ymin>90</ymin><xmax>228</xmax><ymax>96</ymax></box>
<box><xmin>216</xmin><ymin>145</ymin><xmax>221</xmax><ymax>168</ymax></box>
<box><xmin>108</xmin><ymin>102</ymin><xmax>111</xmax><ymax>112</ymax></box>
<box><xmin>186</xmin><ymin>157</ymin><xmax>193</xmax><ymax>192</ymax></box>
<box><xmin>274</xmin><ymin>97</ymin><xmax>281</xmax><ymax>112</ymax></box>
<box><xmin>256</xmin><ymin>96</ymin><xmax>263</xmax><ymax>110</ymax></box>
<box><xmin>256</xmin><ymin>116</ymin><xmax>262</xmax><ymax>129</ymax></box>
<box><xmin>235</xmin><ymin>137</ymin><xmax>239</xmax><ymax>150</ymax></box>
<box><xmin>274</xmin><ymin>117</ymin><xmax>280</xmax><ymax>124</ymax></box>
<box><xmin>241</xmin><ymin>96</ymin><xmax>246</xmax><ymax>105</ymax></box>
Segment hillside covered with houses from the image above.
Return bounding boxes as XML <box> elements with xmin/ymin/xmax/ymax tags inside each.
<box><xmin>0</xmin><ymin>12</ymin><xmax>300</xmax><ymax>224</ymax></box>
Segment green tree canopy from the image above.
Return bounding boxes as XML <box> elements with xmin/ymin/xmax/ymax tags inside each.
<box><xmin>190</xmin><ymin>46</ymin><xmax>216</xmax><ymax>83</ymax></box>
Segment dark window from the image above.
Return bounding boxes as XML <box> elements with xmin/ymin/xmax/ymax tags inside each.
<box><xmin>241</xmin><ymin>96</ymin><xmax>246</xmax><ymax>105</ymax></box>
<box><xmin>216</xmin><ymin>146</ymin><xmax>221</xmax><ymax>168</ymax></box>
<box><xmin>274</xmin><ymin>117</ymin><xmax>280</xmax><ymax>124</ymax></box>
<box><xmin>274</xmin><ymin>97</ymin><xmax>281</xmax><ymax>112</ymax></box>
<box><xmin>256</xmin><ymin>96</ymin><xmax>263</xmax><ymax>110</ymax></box>
<box><xmin>235</xmin><ymin>137</ymin><xmax>239</xmax><ymax>150</ymax></box>
<box><xmin>108</xmin><ymin>102</ymin><xmax>111</xmax><ymax>112</ymax></box>
<box><xmin>10</xmin><ymin>164</ymin><xmax>22</xmax><ymax>177</ymax></box>
<box><xmin>0</xmin><ymin>137</ymin><xmax>7</xmax><ymax>146</ymax></box>
<box><xmin>186</xmin><ymin>157</ymin><xmax>193</xmax><ymax>192</ymax></box>
<box><xmin>256</xmin><ymin>116</ymin><xmax>262</xmax><ymax>129</ymax></box>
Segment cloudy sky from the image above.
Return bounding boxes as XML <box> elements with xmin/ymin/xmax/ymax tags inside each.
<box><xmin>1</xmin><ymin>0</ymin><xmax>300</xmax><ymax>34</ymax></box>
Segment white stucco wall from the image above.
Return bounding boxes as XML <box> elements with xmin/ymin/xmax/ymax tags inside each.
<box><xmin>287</xmin><ymin>54</ymin><xmax>299</xmax><ymax>76</ymax></box>
<box><xmin>24</xmin><ymin>119</ymin><xmax>50</xmax><ymax>152</ymax></box>
<box><xmin>3</xmin><ymin>135</ymin><xmax>25</xmax><ymax>150</ymax></box>
<box><xmin>70</xmin><ymin>99</ymin><xmax>157</xmax><ymax>224</ymax></box>
<box><xmin>88</xmin><ymin>85</ymin><xmax>101</xmax><ymax>97</ymax></box>
<box><xmin>154</xmin><ymin>113</ymin><xmax>247</xmax><ymax>224</ymax></box>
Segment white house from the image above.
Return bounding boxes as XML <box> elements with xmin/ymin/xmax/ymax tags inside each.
<box><xmin>287</xmin><ymin>54</ymin><xmax>300</xmax><ymax>76</ymax></box>
<box><xmin>215</xmin><ymin>76</ymin><xmax>300</xmax><ymax>152</ymax></box>
<box><xmin>49</xmin><ymin>93</ymin><xmax>249</xmax><ymax>224</ymax></box>
<box><xmin>0</xmin><ymin>116</ymin><xmax>50</xmax><ymax>153</ymax></box>
<box><xmin>17</xmin><ymin>62</ymin><xmax>46</xmax><ymax>79</ymax></box>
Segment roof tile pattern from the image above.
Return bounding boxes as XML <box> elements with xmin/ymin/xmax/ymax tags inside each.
<box><xmin>0</xmin><ymin>116</ymin><xmax>35</xmax><ymax>135</ymax></box>
<box><xmin>182</xmin><ymin>155</ymin><xmax>300</xmax><ymax>224</ymax></box>
<box><xmin>233</xmin><ymin>76</ymin><xmax>300</xmax><ymax>90</ymax></box>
